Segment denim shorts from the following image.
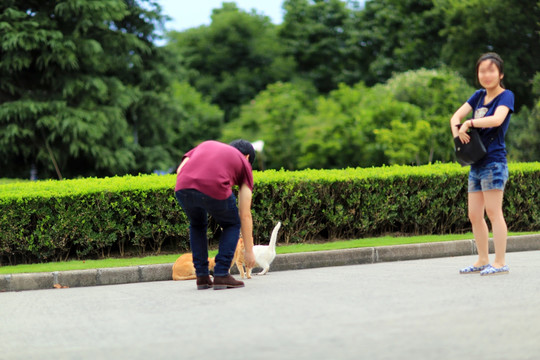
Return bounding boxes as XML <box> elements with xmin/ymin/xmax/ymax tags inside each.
<box><xmin>468</xmin><ymin>162</ymin><xmax>509</xmax><ymax>192</ymax></box>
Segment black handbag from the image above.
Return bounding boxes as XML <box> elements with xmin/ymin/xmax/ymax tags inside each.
<box><xmin>454</xmin><ymin>128</ymin><xmax>486</xmax><ymax>166</ymax></box>
<box><xmin>454</xmin><ymin>90</ymin><xmax>489</xmax><ymax>166</ymax></box>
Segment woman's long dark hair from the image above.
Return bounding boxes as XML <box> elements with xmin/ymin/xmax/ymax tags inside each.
<box><xmin>476</xmin><ymin>52</ymin><xmax>505</xmax><ymax>88</ymax></box>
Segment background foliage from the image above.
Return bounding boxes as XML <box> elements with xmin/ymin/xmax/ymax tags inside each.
<box><xmin>1</xmin><ymin>0</ymin><xmax>539</xmax><ymax>178</ymax></box>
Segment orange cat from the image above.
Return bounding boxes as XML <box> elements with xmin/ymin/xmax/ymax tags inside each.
<box><xmin>173</xmin><ymin>239</ymin><xmax>245</xmax><ymax>280</ymax></box>
<box><xmin>231</xmin><ymin>238</ymin><xmax>247</xmax><ymax>278</ymax></box>
<box><xmin>172</xmin><ymin>253</ymin><xmax>216</xmax><ymax>280</ymax></box>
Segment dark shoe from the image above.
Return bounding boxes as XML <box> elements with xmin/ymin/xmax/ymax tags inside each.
<box><xmin>213</xmin><ymin>274</ymin><xmax>244</xmax><ymax>290</ymax></box>
<box><xmin>196</xmin><ymin>275</ymin><xmax>213</xmax><ymax>290</ymax></box>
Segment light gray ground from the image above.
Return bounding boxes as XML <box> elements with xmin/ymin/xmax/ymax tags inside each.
<box><xmin>1</xmin><ymin>251</ymin><xmax>539</xmax><ymax>360</ymax></box>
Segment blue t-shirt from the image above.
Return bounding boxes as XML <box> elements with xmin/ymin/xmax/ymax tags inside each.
<box><xmin>466</xmin><ymin>89</ymin><xmax>514</xmax><ymax>167</ymax></box>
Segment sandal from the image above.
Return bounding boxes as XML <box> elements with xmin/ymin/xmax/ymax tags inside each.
<box><xmin>480</xmin><ymin>264</ymin><xmax>509</xmax><ymax>276</ymax></box>
<box><xmin>459</xmin><ymin>264</ymin><xmax>490</xmax><ymax>274</ymax></box>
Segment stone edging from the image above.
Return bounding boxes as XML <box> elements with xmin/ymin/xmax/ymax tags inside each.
<box><xmin>1</xmin><ymin>235</ymin><xmax>539</xmax><ymax>292</ymax></box>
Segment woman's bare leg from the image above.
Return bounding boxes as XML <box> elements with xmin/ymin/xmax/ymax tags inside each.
<box><xmin>483</xmin><ymin>189</ymin><xmax>507</xmax><ymax>268</ymax></box>
<box><xmin>468</xmin><ymin>191</ymin><xmax>490</xmax><ymax>266</ymax></box>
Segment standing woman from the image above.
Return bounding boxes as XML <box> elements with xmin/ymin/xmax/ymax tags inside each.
<box><xmin>450</xmin><ymin>52</ymin><xmax>514</xmax><ymax>276</ymax></box>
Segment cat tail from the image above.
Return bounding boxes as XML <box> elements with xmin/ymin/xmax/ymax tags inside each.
<box><xmin>268</xmin><ymin>221</ymin><xmax>282</xmax><ymax>250</ymax></box>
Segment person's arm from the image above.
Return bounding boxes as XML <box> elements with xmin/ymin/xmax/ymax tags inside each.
<box><xmin>464</xmin><ymin>105</ymin><xmax>510</xmax><ymax>129</ymax></box>
<box><xmin>176</xmin><ymin>157</ymin><xmax>189</xmax><ymax>175</ymax></box>
<box><xmin>454</xmin><ymin>105</ymin><xmax>510</xmax><ymax>144</ymax></box>
<box><xmin>237</xmin><ymin>183</ymin><xmax>256</xmax><ymax>268</ymax></box>
<box><xmin>450</xmin><ymin>102</ymin><xmax>472</xmax><ymax>139</ymax></box>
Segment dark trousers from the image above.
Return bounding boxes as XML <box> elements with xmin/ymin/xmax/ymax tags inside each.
<box><xmin>175</xmin><ymin>189</ymin><xmax>240</xmax><ymax>277</ymax></box>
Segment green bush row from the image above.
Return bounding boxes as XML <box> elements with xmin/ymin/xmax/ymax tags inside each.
<box><xmin>0</xmin><ymin>175</ymin><xmax>185</xmax><ymax>265</ymax></box>
<box><xmin>1</xmin><ymin>163</ymin><xmax>539</xmax><ymax>265</ymax></box>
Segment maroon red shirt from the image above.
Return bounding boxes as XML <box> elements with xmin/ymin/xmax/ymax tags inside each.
<box><xmin>174</xmin><ymin>141</ymin><xmax>254</xmax><ymax>200</ymax></box>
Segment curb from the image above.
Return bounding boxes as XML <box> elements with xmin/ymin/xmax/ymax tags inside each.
<box><xmin>1</xmin><ymin>235</ymin><xmax>539</xmax><ymax>292</ymax></box>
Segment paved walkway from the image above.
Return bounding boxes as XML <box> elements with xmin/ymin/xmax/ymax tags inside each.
<box><xmin>1</xmin><ymin>250</ymin><xmax>539</xmax><ymax>360</ymax></box>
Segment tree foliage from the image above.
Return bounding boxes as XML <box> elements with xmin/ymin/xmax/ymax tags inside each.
<box><xmin>220</xmin><ymin>82</ymin><xmax>315</xmax><ymax>170</ymax></box>
<box><xmin>382</xmin><ymin>68</ymin><xmax>474</xmax><ymax>163</ymax></box>
<box><xmin>296</xmin><ymin>83</ymin><xmax>372</xmax><ymax>169</ymax></box>
<box><xmin>507</xmin><ymin>73</ymin><xmax>540</xmax><ymax>162</ymax></box>
<box><xmin>167</xmin><ymin>2</ymin><xmax>295</xmax><ymax>122</ymax></box>
<box><xmin>1</xmin><ymin>0</ymin><xmax>539</xmax><ymax>177</ymax></box>
<box><xmin>225</xmin><ymin>69</ymin><xmax>474</xmax><ymax>169</ymax></box>
<box><xmin>298</xmin><ymin>69</ymin><xmax>474</xmax><ymax>168</ymax></box>
<box><xmin>170</xmin><ymin>82</ymin><xmax>223</xmax><ymax>155</ymax></box>
<box><xmin>0</xmin><ymin>0</ymin><xmax>222</xmax><ymax>179</ymax></box>
<box><xmin>1</xmin><ymin>0</ymin><xmax>136</xmax><ymax>178</ymax></box>
<box><xmin>356</xmin><ymin>0</ymin><xmax>445</xmax><ymax>85</ymax></box>
<box><xmin>279</xmin><ymin>0</ymin><xmax>365</xmax><ymax>93</ymax></box>
<box><xmin>169</xmin><ymin>0</ymin><xmax>540</xmax><ymax>170</ymax></box>
<box><xmin>438</xmin><ymin>0</ymin><xmax>540</xmax><ymax>109</ymax></box>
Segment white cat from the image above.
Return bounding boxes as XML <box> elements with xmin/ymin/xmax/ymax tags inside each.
<box><xmin>235</xmin><ymin>221</ymin><xmax>281</xmax><ymax>278</ymax></box>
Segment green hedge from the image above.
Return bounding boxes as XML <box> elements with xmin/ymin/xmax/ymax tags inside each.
<box><xmin>0</xmin><ymin>175</ymin><xmax>184</xmax><ymax>265</ymax></box>
<box><xmin>1</xmin><ymin>163</ymin><xmax>539</xmax><ymax>265</ymax></box>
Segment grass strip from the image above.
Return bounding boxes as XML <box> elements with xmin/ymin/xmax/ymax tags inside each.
<box><xmin>0</xmin><ymin>231</ymin><xmax>536</xmax><ymax>275</ymax></box>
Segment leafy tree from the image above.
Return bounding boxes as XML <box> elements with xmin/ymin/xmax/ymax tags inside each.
<box><xmin>356</xmin><ymin>0</ymin><xmax>446</xmax><ymax>85</ymax></box>
<box><xmin>0</xmin><ymin>0</ymin><xmax>184</xmax><ymax>178</ymax></box>
<box><xmin>507</xmin><ymin>73</ymin><xmax>540</xmax><ymax>162</ymax></box>
<box><xmin>297</xmin><ymin>83</ymin><xmax>376</xmax><ymax>169</ymax></box>
<box><xmin>296</xmin><ymin>81</ymin><xmax>426</xmax><ymax>169</ymax></box>
<box><xmin>279</xmin><ymin>0</ymin><xmax>365</xmax><ymax>93</ymax></box>
<box><xmin>170</xmin><ymin>81</ymin><xmax>224</xmax><ymax>155</ymax></box>
<box><xmin>374</xmin><ymin>119</ymin><xmax>431</xmax><ymax>165</ymax></box>
<box><xmin>115</xmin><ymin>0</ymin><xmax>185</xmax><ymax>174</ymax></box>
<box><xmin>362</xmin><ymin>92</ymin><xmax>426</xmax><ymax>165</ymax></box>
<box><xmin>221</xmin><ymin>82</ymin><xmax>315</xmax><ymax>170</ymax></box>
<box><xmin>382</xmin><ymin>68</ymin><xmax>474</xmax><ymax>163</ymax></box>
<box><xmin>297</xmin><ymin>69</ymin><xmax>473</xmax><ymax>168</ymax></box>
<box><xmin>437</xmin><ymin>0</ymin><xmax>540</xmax><ymax>110</ymax></box>
<box><xmin>167</xmin><ymin>2</ymin><xmax>294</xmax><ymax>122</ymax></box>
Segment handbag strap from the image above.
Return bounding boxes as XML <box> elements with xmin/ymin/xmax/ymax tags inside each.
<box><xmin>473</xmin><ymin>89</ymin><xmax>485</xmax><ymax>114</ymax></box>
<box><xmin>473</xmin><ymin>89</ymin><xmax>502</xmax><ymax>147</ymax></box>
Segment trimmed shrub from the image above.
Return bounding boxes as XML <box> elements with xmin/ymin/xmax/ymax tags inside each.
<box><xmin>1</xmin><ymin>163</ymin><xmax>539</xmax><ymax>265</ymax></box>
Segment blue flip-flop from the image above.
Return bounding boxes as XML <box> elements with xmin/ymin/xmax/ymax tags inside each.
<box><xmin>459</xmin><ymin>264</ymin><xmax>490</xmax><ymax>274</ymax></box>
<box><xmin>480</xmin><ymin>264</ymin><xmax>509</xmax><ymax>276</ymax></box>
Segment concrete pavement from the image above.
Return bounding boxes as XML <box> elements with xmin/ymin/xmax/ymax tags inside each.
<box><xmin>1</xmin><ymin>250</ymin><xmax>539</xmax><ymax>360</ymax></box>
<box><xmin>1</xmin><ymin>234</ymin><xmax>539</xmax><ymax>292</ymax></box>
